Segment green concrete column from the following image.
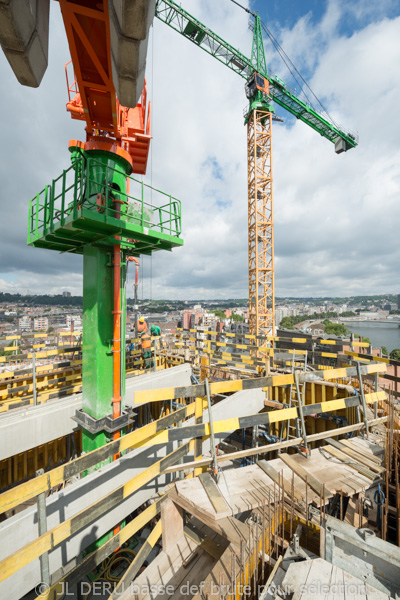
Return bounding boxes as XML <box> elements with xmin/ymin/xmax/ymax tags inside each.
<box><xmin>82</xmin><ymin>245</ymin><xmax>114</xmax><ymax>454</ymax></box>
<box><xmin>80</xmin><ymin>148</ymin><xmax>131</xmax><ymax>458</ymax></box>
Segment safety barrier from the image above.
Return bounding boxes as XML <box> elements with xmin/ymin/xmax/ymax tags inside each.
<box><xmin>133</xmin><ymin>363</ymin><xmax>387</xmax><ymax>404</ymax></box>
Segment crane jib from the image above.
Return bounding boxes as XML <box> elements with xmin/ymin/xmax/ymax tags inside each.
<box><xmin>155</xmin><ymin>0</ymin><xmax>358</xmax><ymax>151</ymax></box>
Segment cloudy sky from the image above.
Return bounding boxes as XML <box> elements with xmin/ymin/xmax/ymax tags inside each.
<box><xmin>0</xmin><ymin>0</ymin><xmax>399</xmax><ymax>300</ymax></box>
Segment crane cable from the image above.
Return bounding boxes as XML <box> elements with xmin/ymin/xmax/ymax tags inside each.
<box><xmin>229</xmin><ymin>0</ymin><xmax>255</xmax><ymax>17</ymax></box>
<box><xmin>150</xmin><ymin>21</ymin><xmax>154</xmax><ymax>302</ymax></box>
<box><xmin>227</xmin><ymin>0</ymin><xmax>338</xmax><ymax>127</ymax></box>
<box><xmin>260</xmin><ymin>20</ymin><xmax>337</xmax><ymax>127</ymax></box>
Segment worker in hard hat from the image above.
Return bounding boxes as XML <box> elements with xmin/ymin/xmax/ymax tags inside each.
<box><xmin>137</xmin><ymin>316</ymin><xmax>147</xmax><ymax>334</ymax></box>
<box><xmin>136</xmin><ymin>317</ymin><xmax>152</xmax><ymax>368</ymax></box>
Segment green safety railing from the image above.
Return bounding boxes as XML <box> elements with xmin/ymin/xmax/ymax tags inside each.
<box><xmin>28</xmin><ymin>154</ymin><xmax>182</xmax><ymax>245</ymax></box>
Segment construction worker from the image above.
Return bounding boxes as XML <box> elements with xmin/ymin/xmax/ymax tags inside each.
<box><xmin>150</xmin><ymin>324</ymin><xmax>161</xmax><ymax>337</ymax></box>
<box><xmin>137</xmin><ymin>317</ymin><xmax>152</xmax><ymax>368</ymax></box>
<box><xmin>137</xmin><ymin>316</ymin><xmax>147</xmax><ymax>334</ymax></box>
<box><xmin>151</xmin><ymin>324</ymin><xmax>162</xmax><ymax>356</ymax></box>
<box><xmin>141</xmin><ymin>331</ymin><xmax>152</xmax><ymax>368</ymax></box>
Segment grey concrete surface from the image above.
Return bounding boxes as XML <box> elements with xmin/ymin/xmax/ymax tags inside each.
<box><xmin>0</xmin><ymin>386</ymin><xmax>265</xmax><ymax>600</ymax></box>
<box><xmin>0</xmin><ymin>363</ymin><xmax>192</xmax><ymax>461</ymax></box>
<box><xmin>0</xmin><ymin>0</ymin><xmax>49</xmax><ymax>87</ymax></box>
<box><xmin>109</xmin><ymin>0</ymin><xmax>155</xmax><ymax>107</ymax></box>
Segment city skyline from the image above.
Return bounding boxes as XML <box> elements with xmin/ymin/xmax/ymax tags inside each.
<box><xmin>0</xmin><ymin>0</ymin><xmax>399</xmax><ymax>299</ymax></box>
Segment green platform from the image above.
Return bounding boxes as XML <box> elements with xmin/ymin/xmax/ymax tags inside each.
<box><xmin>27</xmin><ymin>152</ymin><xmax>183</xmax><ymax>255</ymax></box>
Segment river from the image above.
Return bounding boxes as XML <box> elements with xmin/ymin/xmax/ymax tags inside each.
<box><xmin>342</xmin><ymin>321</ymin><xmax>400</xmax><ymax>353</ymax></box>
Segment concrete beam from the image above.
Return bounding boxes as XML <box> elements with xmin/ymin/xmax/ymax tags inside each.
<box><xmin>0</xmin><ymin>386</ymin><xmax>265</xmax><ymax>600</ymax></box>
<box><xmin>0</xmin><ymin>364</ymin><xmax>192</xmax><ymax>461</ymax></box>
<box><xmin>0</xmin><ymin>0</ymin><xmax>49</xmax><ymax>87</ymax></box>
<box><xmin>109</xmin><ymin>0</ymin><xmax>155</xmax><ymax>107</ymax></box>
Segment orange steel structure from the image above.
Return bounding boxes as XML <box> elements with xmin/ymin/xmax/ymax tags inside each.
<box><xmin>60</xmin><ymin>0</ymin><xmax>151</xmax><ymax>174</ymax></box>
<box><xmin>248</xmin><ymin>110</ymin><xmax>275</xmax><ymax>339</ymax></box>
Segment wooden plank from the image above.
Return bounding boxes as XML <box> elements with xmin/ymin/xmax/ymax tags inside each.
<box><xmin>125</xmin><ymin>533</ymin><xmax>197</xmax><ymax>600</ymax></box>
<box><xmin>321</xmin><ymin>446</ymin><xmax>376</xmax><ymax>481</ymax></box>
<box><xmin>325</xmin><ymin>564</ymin><xmax>344</xmax><ymax>600</ymax></box>
<box><xmin>198</xmin><ymin>473</ymin><xmax>231</xmax><ymax>517</ymax></box>
<box><xmin>282</xmin><ymin>560</ymin><xmax>313</xmax><ymax>598</ymax></box>
<box><xmin>325</xmin><ymin>438</ymin><xmax>384</xmax><ymax>474</ymax></box>
<box><xmin>169</xmin><ymin>550</ymin><xmax>217</xmax><ymax>600</ymax></box>
<box><xmin>192</xmin><ymin>502</ymin><xmax>250</xmax><ymax>546</ymax></box>
<box><xmin>183</xmin><ymin>521</ymin><xmax>227</xmax><ymax>560</ymax></box>
<box><xmin>174</xmin><ymin>479</ymin><xmax>219</xmax><ymax>521</ymax></box>
<box><xmin>279</xmin><ymin>454</ymin><xmax>334</xmax><ymax>499</ymax></box>
<box><xmin>174</xmin><ymin>485</ymin><xmax>250</xmax><ymax>545</ymax></box>
<box><xmin>161</xmin><ymin>497</ymin><xmax>184</xmax><ymax>553</ymax></box>
<box><xmin>142</xmin><ymin>519</ymin><xmax>224</xmax><ymax>600</ymax></box>
<box><xmin>263</xmin><ymin>555</ymin><xmax>283</xmax><ymax>593</ymax></box>
<box><xmin>340</xmin><ymin>438</ymin><xmax>383</xmax><ymax>463</ymax></box>
<box><xmin>257</xmin><ymin>459</ymin><xmax>303</xmax><ymax>502</ymax></box>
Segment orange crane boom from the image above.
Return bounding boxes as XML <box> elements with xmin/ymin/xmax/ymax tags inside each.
<box><xmin>60</xmin><ymin>0</ymin><xmax>152</xmax><ymax>175</ymax></box>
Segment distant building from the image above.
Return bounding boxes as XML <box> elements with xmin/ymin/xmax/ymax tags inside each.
<box><xmin>66</xmin><ymin>315</ymin><xmax>82</xmax><ymax>331</ymax></box>
<box><xmin>202</xmin><ymin>313</ymin><xmax>216</xmax><ymax>328</ymax></box>
<box><xmin>182</xmin><ymin>310</ymin><xmax>191</xmax><ymax>330</ymax></box>
<box><xmin>383</xmin><ymin>303</ymin><xmax>397</xmax><ymax>311</ymax></box>
<box><xmin>193</xmin><ymin>312</ymin><xmax>204</xmax><ymax>326</ymax></box>
<box><xmin>63</xmin><ymin>291</ymin><xmax>72</xmax><ymax>297</ymax></box>
<box><xmin>182</xmin><ymin>306</ymin><xmax>204</xmax><ymax>330</ymax></box>
<box><xmin>308</xmin><ymin>323</ymin><xmax>325</xmax><ymax>336</ymax></box>
<box><xmin>33</xmin><ymin>316</ymin><xmax>48</xmax><ymax>331</ymax></box>
<box><xmin>18</xmin><ymin>316</ymin><xmax>31</xmax><ymax>330</ymax></box>
<box><xmin>216</xmin><ymin>321</ymin><xmax>224</xmax><ymax>333</ymax></box>
<box><xmin>275</xmin><ymin>307</ymin><xmax>290</xmax><ymax>326</ymax></box>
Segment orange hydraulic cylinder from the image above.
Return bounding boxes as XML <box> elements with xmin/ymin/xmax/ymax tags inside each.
<box><xmin>112</xmin><ymin>207</ymin><xmax>122</xmax><ymax>537</ymax></box>
<box><xmin>112</xmin><ymin>240</ymin><xmax>122</xmax><ymax>456</ymax></box>
<box><xmin>112</xmin><ymin>199</ymin><xmax>123</xmax><ymax>461</ymax></box>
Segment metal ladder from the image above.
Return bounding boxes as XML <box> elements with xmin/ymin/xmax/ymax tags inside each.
<box><xmin>279</xmin><ymin>350</ymin><xmax>309</xmax><ymax>458</ymax></box>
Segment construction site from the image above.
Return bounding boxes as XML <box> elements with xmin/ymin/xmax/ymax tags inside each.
<box><xmin>0</xmin><ymin>1</ymin><xmax>399</xmax><ymax>599</ymax></box>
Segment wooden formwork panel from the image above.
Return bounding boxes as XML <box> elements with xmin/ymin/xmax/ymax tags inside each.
<box><xmin>0</xmin><ymin>431</ymin><xmax>81</xmax><ymax>493</ymax></box>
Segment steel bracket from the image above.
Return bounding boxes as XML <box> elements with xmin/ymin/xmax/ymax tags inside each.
<box><xmin>72</xmin><ymin>407</ymin><xmax>136</xmax><ymax>434</ymax></box>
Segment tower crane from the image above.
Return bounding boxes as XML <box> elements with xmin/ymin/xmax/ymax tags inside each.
<box><xmin>155</xmin><ymin>0</ymin><xmax>358</xmax><ymax>341</ymax></box>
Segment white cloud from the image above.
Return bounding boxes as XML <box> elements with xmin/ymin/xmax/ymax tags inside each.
<box><xmin>0</xmin><ymin>1</ymin><xmax>398</xmax><ymax>299</ymax></box>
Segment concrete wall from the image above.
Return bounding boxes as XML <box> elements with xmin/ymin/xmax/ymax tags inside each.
<box><xmin>0</xmin><ymin>364</ymin><xmax>192</xmax><ymax>461</ymax></box>
<box><xmin>0</xmin><ymin>386</ymin><xmax>265</xmax><ymax>600</ymax></box>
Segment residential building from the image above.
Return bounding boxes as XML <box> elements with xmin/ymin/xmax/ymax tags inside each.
<box><xmin>202</xmin><ymin>313</ymin><xmax>216</xmax><ymax>329</ymax></box>
<box><xmin>66</xmin><ymin>315</ymin><xmax>83</xmax><ymax>331</ymax></box>
<box><xmin>18</xmin><ymin>316</ymin><xmax>31</xmax><ymax>330</ymax></box>
<box><xmin>33</xmin><ymin>316</ymin><xmax>48</xmax><ymax>331</ymax></box>
<box><xmin>182</xmin><ymin>310</ymin><xmax>192</xmax><ymax>330</ymax></box>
